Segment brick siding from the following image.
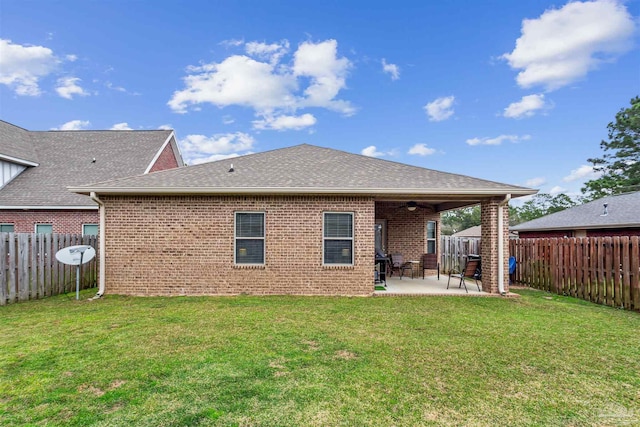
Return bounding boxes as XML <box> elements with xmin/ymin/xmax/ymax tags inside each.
<box><xmin>148</xmin><ymin>140</ymin><xmax>180</xmax><ymax>172</ymax></box>
<box><xmin>481</xmin><ymin>199</ymin><xmax>509</xmax><ymax>294</ymax></box>
<box><xmin>102</xmin><ymin>195</ymin><xmax>375</xmax><ymax>296</ymax></box>
<box><xmin>0</xmin><ymin>209</ymin><xmax>98</xmax><ymax>233</ymax></box>
<box><xmin>375</xmin><ymin>202</ymin><xmax>440</xmax><ymax>275</ymax></box>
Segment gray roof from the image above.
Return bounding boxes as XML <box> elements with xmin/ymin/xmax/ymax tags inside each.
<box><xmin>0</xmin><ymin>123</ymin><xmax>179</xmax><ymax>207</ymax></box>
<box><xmin>72</xmin><ymin>144</ymin><xmax>535</xmax><ymax>205</ymax></box>
<box><xmin>451</xmin><ymin>225</ymin><xmax>482</xmax><ymax>237</ymax></box>
<box><xmin>0</xmin><ymin>120</ymin><xmax>38</xmax><ymax>164</ymax></box>
<box><xmin>512</xmin><ymin>191</ymin><xmax>640</xmax><ymax>232</ymax></box>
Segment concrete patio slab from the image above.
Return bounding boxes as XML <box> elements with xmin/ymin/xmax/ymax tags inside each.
<box><xmin>374</xmin><ymin>274</ymin><xmax>485</xmax><ymax>296</ymax></box>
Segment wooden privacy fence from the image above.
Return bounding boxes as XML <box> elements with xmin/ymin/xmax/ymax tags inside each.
<box><xmin>510</xmin><ymin>236</ymin><xmax>640</xmax><ymax>311</ymax></box>
<box><xmin>0</xmin><ymin>233</ymin><xmax>98</xmax><ymax>305</ymax></box>
<box><xmin>440</xmin><ymin>236</ymin><xmax>481</xmax><ymax>273</ymax></box>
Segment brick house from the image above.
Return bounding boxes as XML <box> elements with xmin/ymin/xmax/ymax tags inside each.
<box><xmin>71</xmin><ymin>144</ymin><xmax>535</xmax><ymax>297</ymax></box>
<box><xmin>0</xmin><ymin>120</ymin><xmax>183</xmax><ymax>234</ymax></box>
<box><xmin>512</xmin><ymin>191</ymin><xmax>640</xmax><ymax>238</ymax></box>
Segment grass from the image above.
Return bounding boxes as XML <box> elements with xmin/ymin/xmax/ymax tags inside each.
<box><xmin>1</xmin><ymin>289</ymin><xmax>639</xmax><ymax>426</ymax></box>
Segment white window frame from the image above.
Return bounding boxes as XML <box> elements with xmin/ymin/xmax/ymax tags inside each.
<box><xmin>82</xmin><ymin>223</ymin><xmax>99</xmax><ymax>236</ymax></box>
<box><xmin>35</xmin><ymin>224</ymin><xmax>53</xmax><ymax>234</ymax></box>
<box><xmin>323</xmin><ymin>212</ymin><xmax>354</xmax><ymax>266</ymax></box>
<box><xmin>426</xmin><ymin>220</ymin><xmax>437</xmax><ymax>254</ymax></box>
<box><xmin>234</xmin><ymin>211</ymin><xmax>265</xmax><ymax>265</ymax></box>
<box><xmin>0</xmin><ymin>223</ymin><xmax>14</xmax><ymax>233</ymax></box>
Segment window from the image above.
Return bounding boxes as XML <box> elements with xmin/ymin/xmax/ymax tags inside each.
<box><xmin>0</xmin><ymin>224</ymin><xmax>14</xmax><ymax>233</ymax></box>
<box><xmin>35</xmin><ymin>224</ymin><xmax>53</xmax><ymax>234</ymax></box>
<box><xmin>235</xmin><ymin>212</ymin><xmax>265</xmax><ymax>264</ymax></box>
<box><xmin>426</xmin><ymin>221</ymin><xmax>437</xmax><ymax>254</ymax></box>
<box><xmin>323</xmin><ymin>212</ymin><xmax>353</xmax><ymax>265</ymax></box>
<box><xmin>83</xmin><ymin>224</ymin><xmax>99</xmax><ymax>236</ymax></box>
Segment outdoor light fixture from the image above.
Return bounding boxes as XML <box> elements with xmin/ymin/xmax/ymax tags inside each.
<box><xmin>406</xmin><ymin>201</ymin><xmax>418</xmax><ymax>212</ymax></box>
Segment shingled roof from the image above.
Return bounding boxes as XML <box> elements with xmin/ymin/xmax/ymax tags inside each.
<box><xmin>0</xmin><ymin>121</ymin><xmax>38</xmax><ymax>165</ymax></box>
<box><xmin>0</xmin><ymin>121</ymin><xmax>182</xmax><ymax>208</ymax></box>
<box><xmin>71</xmin><ymin>144</ymin><xmax>535</xmax><ymax>204</ymax></box>
<box><xmin>512</xmin><ymin>191</ymin><xmax>640</xmax><ymax>232</ymax></box>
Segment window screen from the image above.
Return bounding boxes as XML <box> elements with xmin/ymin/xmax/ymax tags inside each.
<box><xmin>235</xmin><ymin>212</ymin><xmax>265</xmax><ymax>264</ymax></box>
<box><xmin>323</xmin><ymin>213</ymin><xmax>353</xmax><ymax>265</ymax></box>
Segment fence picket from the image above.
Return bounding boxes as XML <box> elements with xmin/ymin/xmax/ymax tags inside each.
<box><xmin>0</xmin><ymin>232</ymin><xmax>98</xmax><ymax>304</ymax></box>
<box><xmin>509</xmin><ymin>237</ymin><xmax>639</xmax><ymax>312</ymax></box>
<box><xmin>631</xmin><ymin>236</ymin><xmax>640</xmax><ymax>311</ymax></box>
<box><xmin>0</xmin><ymin>233</ymin><xmax>7</xmax><ymax>305</ymax></box>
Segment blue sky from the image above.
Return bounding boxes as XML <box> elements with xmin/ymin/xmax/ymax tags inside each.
<box><xmin>1</xmin><ymin>0</ymin><xmax>638</xmax><ymax>203</ymax></box>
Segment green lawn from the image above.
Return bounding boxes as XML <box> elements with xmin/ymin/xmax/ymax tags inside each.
<box><xmin>1</xmin><ymin>289</ymin><xmax>639</xmax><ymax>426</ymax></box>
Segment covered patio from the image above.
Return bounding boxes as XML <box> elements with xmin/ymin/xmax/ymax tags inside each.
<box><xmin>374</xmin><ymin>274</ymin><xmax>485</xmax><ymax>295</ymax></box>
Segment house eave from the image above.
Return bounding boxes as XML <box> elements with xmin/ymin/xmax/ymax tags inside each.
<box><xmin>0</xmin><ymin>205</ymin><xmax>98</xmax><ymax>210</ymax></box>
<box><xmin>0</xmin><ymin>154</ymin><xmax>39</xmax><ymax>167</ymax></box>
<box><xmin>69</xmin><ymin>186</ymin><xmax>537</xmax><ymax>198</ymax></box>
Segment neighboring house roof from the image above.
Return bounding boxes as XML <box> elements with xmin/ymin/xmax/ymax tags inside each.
<box><xmin>0</xmin><ymin>121</ymin><xmax>38</xmax><ymax>165</ymax></box>
<box><xmin>0</xmin><ymin>120</ymin><xmax>183</xmax><ymax>208</ymax></box>
<box><xmin>72</xmin><ymin>144</ymin><xmax>535</xmax><ymax>209</ymax></box>
<box><xmin>512</xmin><ymin>191</ymin><xmax>640</xmax><ymax>232</ymax></box>
<box><xmin>451</xmin><ymin>225</ymin><xmax>482</xmax><ymax>238</ymax></box>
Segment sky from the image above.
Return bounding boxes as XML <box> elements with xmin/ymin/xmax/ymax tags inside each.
<box><xmin>1</xmin><ymin>0</ymin><xmax>638</xmax><ymax>204</ymax></box>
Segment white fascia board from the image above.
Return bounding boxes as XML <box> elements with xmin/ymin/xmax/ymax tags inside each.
<box><xmin>144</xmin><ymin>132</ymin><xmax>175</xmax><ymax>174</ymax></box>
<box><xmin>68</xmin><ymin>186</ymin><xmax>537</xmax><ymax>197</ymax></box>
<box><xmin>0</xmin><ymin>154</ymin><xmax>39</xmax><ymax>167</ymax></box>
<box><xmin>0</xmin><ymin>205</ymin><xmax>98</xmax><ymax>210</ymax></box>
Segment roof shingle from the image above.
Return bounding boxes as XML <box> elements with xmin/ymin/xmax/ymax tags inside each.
<box><xmin>0</xmin><ymin>125</ymin><xmax>175</xmax><ymax>207</ymax></box>
<box><xmin>71</xmin><ymin>144</ymin><xmax>535</xmax><ymax>199</ymax></box>
<box><xmin>512</xmin><ymin>191</ymin><xmax>640</xmax><ymax>231</ymax></box>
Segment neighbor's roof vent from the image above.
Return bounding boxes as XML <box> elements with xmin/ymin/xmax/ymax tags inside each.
<box><xmin>600</xmin><ymin>203</ymin><xmax>608</xmax><ymax>216</ymax></box>
<box><xmin>229</xmin><ymin>163</ymin><xmax>234</xmax><ymax>173</ymax></box>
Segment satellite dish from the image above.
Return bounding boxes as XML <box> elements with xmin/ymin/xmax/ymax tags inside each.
<box><xmin>56</xmin><ymin>245</ymin><xmax>96</xmax><ymax>266</ymax></box>
<box><xmin>55</xmin><ymin>245</ymin><xmax>96</xmax><ymax>300</ymax></box>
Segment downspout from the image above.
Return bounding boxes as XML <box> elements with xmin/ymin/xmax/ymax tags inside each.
<box><xmin>90</xmin><ymin>192</ymin><xmax>106</xmax><ymax>297</ymax></box>
<box><xmin>497</xmin><ymin>194</ymin><xmax>511</xmax><ymax>295</ymax></box>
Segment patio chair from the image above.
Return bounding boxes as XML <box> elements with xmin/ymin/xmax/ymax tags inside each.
<box><xmin>420</xmin><ymin>253</ymin><xmax>440</xmax><ymax>280</ymax></box>
<box><xmin>390</xmin><ymin>253</ymin><xmax>414</xmax><ymax>279</ymax></box>
<box><xmin>447</xmin><ymin>257</ymin><xmax>481</xmax><ymax>293</ymax></box>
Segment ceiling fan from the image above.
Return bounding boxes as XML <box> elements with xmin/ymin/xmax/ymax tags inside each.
<box><xmin>399</xmin><ymin>201</ymin><xmax>432</xmax><ymax>212</ymax></box>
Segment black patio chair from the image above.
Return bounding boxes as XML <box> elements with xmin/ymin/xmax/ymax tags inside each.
<box><xmin>447</xmin><ymin>257</ymin><xmax>481</xmax><ymax>293</ymax></box>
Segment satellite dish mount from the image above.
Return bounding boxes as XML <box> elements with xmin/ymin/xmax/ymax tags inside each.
<box><xmin>55</xmin><ymin>245</ymin><xmax>96</xmax><ymax>300</ymax></box>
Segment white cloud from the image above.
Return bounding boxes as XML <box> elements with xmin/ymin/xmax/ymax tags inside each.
<box><xmin>466</xmin><ymin>134</ymin><xmax>531</xmax><ymax>146</ymax></box>
<box><xmin>52</xmin><ymin>120</ymin><xmax>90</xmax><ymax>130</ymax></box>
<box><xmin>502</xmin><ymin>0</ymin><xmax>635</xmax><ymax>90</ymax></box>
<box><xmin>222</xmin><ymin>115</ymin><xmax>235</xmax><ymax>125</ymax></box>
<box><xmin>168</xmin><ymin>39</ymin><xmax>354</xmax><ymax>118</ymax></box>
<box><xmin>381</xmin><ymin>59</ymin><xmax>400</xmax><ymax>80</ymax></box>
<box><xmin>563</xmin><ymin>164</ymin><xmax>601</xmax><ymax>182</ymax></box>
<box><xmin>179</xmin><ymin>132</ymin><xmax>255</xmax><ymax>165</ymax></box>
<box><xmin>245</xmin><ymin>40</ymin><xmax>289</xmax><ymax>64</ymax></box>
<box><xmin>168</xmin><ymin>55</ymin><xmax>297</xmax><ymax>114</ymax></box>
<box><xmin>55</xmin><ymin>76</ymin><xmax>88</xmax><ymax>99</ymax></box>
<box><xmin>219</xmin><ymin>38</ymin><xmax>244</xmax><ymax>48</ymax></box>
<box><xmin>408</xmin><ymin>143</ymin><xmax>436</xmax><ymax>156</ymax></box>
<box><xmin>503</xmin><ymin>94</ymin><xmax>548</xmax><ymax>118</ymax></box>
<box><xmin>361</xmin><ymin>145</ymin><xmax>385</xmax><ymax>157</ymax></box>
<box><xmin>525</xmin><ymin>177</ymin><xmax>546</xmax><ymax>187</ymax></box>
<box><xmin>424</xmin><ymin>96</ymin><xmax>455</xmax><ymax>121</ymax></box>
<box><xmin>110</xmin><ymin>122</ymin><xmax>132</xmax><ymax>130</ymax></box>
<box><xmin>549</xmin><ymin>185</ymin><xmax>567</xmax><ymax>194</ymax></box>
<box><xmin>252</xmin><ymin>113</ymin><xmax>316</xmax><ymax>131</ymax></box>
<box><xmin>65</xmin><ymin>54</ymin><xmax>78</xmax><ymax>62</ymax></box>
<box><xmin>293</xmin><ymin>39</ymin><xmax>354</xmax><ymax>114</ymax></box>
<box><xmin>0</xmin><ymin>39</ymin><xmax>59</xmax><ymax>96</ymax></box>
